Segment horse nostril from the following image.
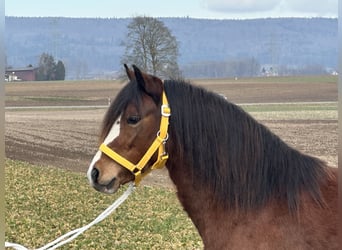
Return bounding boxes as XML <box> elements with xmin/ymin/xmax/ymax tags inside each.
<box><xmin>91</xmin><ymin>168</ymin><xmax>99</xmax><ymax>183</ymax></box>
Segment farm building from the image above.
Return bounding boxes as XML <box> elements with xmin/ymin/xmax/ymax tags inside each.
<box><xmin>5</xmin><ymin>66</ymin><xmax>37</xmax><ymax>81</ymax></box>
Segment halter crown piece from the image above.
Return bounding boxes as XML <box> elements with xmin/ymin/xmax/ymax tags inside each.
<box><xmin>99</xmin><ymin>90</ymin><xmax>171</xmax><ymax>185</ymax></box>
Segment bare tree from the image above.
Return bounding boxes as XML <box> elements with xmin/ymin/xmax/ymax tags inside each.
<box><xmin>121</xmin><ymin>16</ymin><xmax>181</xmax><ymax>78</ymax></box>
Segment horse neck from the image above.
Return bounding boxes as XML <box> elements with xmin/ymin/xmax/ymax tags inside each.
<box><xmin>166</xmin><ymin>159</ymin><xmax>215</xmax><ymax>241</ymax></box>
<box><xmin>165</xmin><ymin>152</ymin><xmax>243</xmax><ymax>242</ymax></box>
<box><xmin>166</xmin><ymin>159</ymin><xmax>268</xmax><ymax>249</ymax></box>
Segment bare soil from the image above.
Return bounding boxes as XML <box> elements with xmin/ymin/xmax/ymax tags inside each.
<box><xmin>5</xmin><ymin>77</ymin><xmax>337</xmax><ymax>188</ymax></box>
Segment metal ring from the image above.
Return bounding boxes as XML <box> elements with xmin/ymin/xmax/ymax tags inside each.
<box><xmin>157</xmin><ymin>131</ymin><xmax>169</xmax><ymax>141</ymax></box>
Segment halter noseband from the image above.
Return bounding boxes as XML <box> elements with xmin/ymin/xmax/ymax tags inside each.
<box><xmin>99</xmin><ymin>91</ymin><xmax>171</xmax><ymax>185</ymax></box>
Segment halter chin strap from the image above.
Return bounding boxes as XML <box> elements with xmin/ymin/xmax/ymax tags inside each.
<box><xmin>99</xmin><ymin>91</ymin><xmax>171</xmax><ymax>185</ymax></box>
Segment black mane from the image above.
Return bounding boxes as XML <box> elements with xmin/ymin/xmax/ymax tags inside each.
<box><xmin>164</xmin><ymin>79</ymin><xmax>328</xmax><ymax>212</ymax></box>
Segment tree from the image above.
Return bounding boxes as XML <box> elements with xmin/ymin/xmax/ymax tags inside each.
<box><xmin>36</xmin><ymin>53</ymin><xmax>65</xmax><ymax>81</ymax></box>
<box><xmin>121</xmin><ymin>16</ymin><xmax>180</xmax><ymax>78</ymax></box>
<box><xmin>36</xmin><ymin>53</ymin><xmax>55</xmax><ymax>81</ymax></box>
<box><xmin>55</xmin><ymin>60</ymin><xmax>66</xmax><ymax>80</ymax></box>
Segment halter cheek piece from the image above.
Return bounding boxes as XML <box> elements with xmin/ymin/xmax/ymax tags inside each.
<box><xmin>99</xmin><ymin>91</ymin><xmax>171</xmax><ymax>185</ymax></box>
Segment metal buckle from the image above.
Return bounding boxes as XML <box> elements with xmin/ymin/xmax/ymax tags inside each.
<box><xmin>161</xmin><ymin>104</ymin><xmax>171</xmax><ymax>117</ymax></box>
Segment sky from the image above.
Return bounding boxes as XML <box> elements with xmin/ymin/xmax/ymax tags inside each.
<box><xmin>5</xmin><ymin>0</ymin><xmax>338</xmax><ymax>19</ymax></box>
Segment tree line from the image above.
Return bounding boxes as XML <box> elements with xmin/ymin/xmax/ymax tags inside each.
<box><xmin>29</xmin><ymin>16</ymin><xmax>329</xmax><ymax>80</ymax></box>
<box><xmin>6</xmin><ymin>17</ymin><xmax>337</xmax><ymax>80</ymax></box>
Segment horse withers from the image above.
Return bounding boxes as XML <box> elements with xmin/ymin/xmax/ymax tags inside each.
<box><xmin>87</xmin><ymin>65</ymin><xmax>338</xmax><ymax>249</ymax></box>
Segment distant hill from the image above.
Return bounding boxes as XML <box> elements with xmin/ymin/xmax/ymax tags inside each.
<box><xmin>5</xmin><ymin>16</ymin><xmax>337</xmax><ymax>79</ymax></box>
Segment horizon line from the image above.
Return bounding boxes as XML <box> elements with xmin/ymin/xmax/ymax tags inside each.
<box><xmin>5</xmin><ymin>15</ymin><xmax>338</xmax><ymax>20</ymax></box>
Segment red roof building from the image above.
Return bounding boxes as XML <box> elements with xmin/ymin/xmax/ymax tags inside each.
<box><xmin>5</xmin><ymin>66</ymin><xmax>38</xmax><ymax>81</ymax></box>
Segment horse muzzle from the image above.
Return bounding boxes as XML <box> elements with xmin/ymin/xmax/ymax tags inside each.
<box><xmin>89</xmin><ymin>167</ymin><xmax>120</xmax><ymax>194</ymax></box>
<box><xmin>87</xmin><ymin>150</ymin><xmax>130</xmax><ymax>194</ymax></box>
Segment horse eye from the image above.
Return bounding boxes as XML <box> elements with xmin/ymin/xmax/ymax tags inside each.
<box><xmin>127</xmin><ymin>115</ymin><xmax>141</xmax><ymax>125</ymax></box>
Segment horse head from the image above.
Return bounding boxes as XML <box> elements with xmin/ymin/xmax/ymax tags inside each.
<box><xmin>87</xmin><ymin>65</ymin><xmax>167</xmax><ymax>194</ymax></box>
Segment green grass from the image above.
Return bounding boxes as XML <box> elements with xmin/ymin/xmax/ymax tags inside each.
<box><xmin>196</xmin><ymin>75</ymin><xmax>337</xmax><ymax>84</ymax></box>
<box><xmin>241</xmin><ymin>102</ymin><xmax>337</xmax><ymax>113</ymax></box>
<box><xmin>242</xmin><ymin>75</ymin><xmax>338</xmax><ymax>84</ymax></box>
<box><xmin>236</xmin><ymin>75</ymin><xmax>337</xmax><ymax>84</ymax></box>
<box><xmin>5</xmin><ymin>160</ymin><xmax>202</xmax><ymax>249</ymax></box>
<box><xmin>23</xmin><ymin>96</ymin><xmax>87</xmax><ymax>102</ymax></box>
<box><xmin>240</xmin><ymin>102</ymin><xmax>337</xmax><ymax>121</ymax></box>
<box><xmin>6</xmin><ymin>96</ymin><xmax>88</xmax><ymax>103</ymax></box>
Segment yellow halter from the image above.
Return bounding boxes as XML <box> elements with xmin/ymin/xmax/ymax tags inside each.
<box><xmin>99</xmin><ymin>91</ymin><xmax>171</xmax><ymax>185</ymax></box>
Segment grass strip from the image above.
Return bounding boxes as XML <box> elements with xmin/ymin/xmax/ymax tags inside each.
<box><xmin>5</xmin><ymin>160</ymin><xmax>202</xmax><ymax>249</ymax></box>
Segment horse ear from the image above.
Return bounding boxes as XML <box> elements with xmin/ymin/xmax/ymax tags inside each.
<box><xmin>124</xmin><ymin>64</ymin><xmax>135</xmax><ymax>80</ymax></box>
<box><xmin>132</xmin><ymin>65</ymin><xmax>163</xmax><ymax>103</ymax></box>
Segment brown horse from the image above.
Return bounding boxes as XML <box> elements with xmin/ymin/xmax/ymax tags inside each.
<box><xmin>87</xmin><ymin>65</ymin><xmax>338</xmax><ymax>249</ymax></box>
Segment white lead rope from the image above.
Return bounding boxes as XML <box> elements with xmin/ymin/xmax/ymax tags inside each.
<box><xmin>5</xmin><ymin>183</ymin><xmax>135</xmax><ymax>250</ymax></box>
